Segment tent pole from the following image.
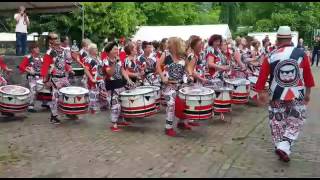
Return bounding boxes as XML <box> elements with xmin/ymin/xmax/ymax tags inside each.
<box><xmin>82</xmin><ymin>5</ymin><xmax>84</xmax><ymax>40</ymax></box>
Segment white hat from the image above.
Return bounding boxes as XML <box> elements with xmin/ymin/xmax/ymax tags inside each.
<box><xmin>277</xmin><ymin>26</ymin><xmax>292</xmax><ymax>39</ymax></box>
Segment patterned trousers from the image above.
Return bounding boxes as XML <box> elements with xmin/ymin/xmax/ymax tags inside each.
<box><xmin>27</xmin><ymin>76</ymin><xmax>40</xmax><ymax>107</ymax></box>
<box><xmin>89</xmin><ymin>81</ymin><xmax>108</xmax><ymax>112</ymax></box>
<box><xmin>50</xmin><ymin>77</ymin><xmax>70</xmax><ymax>116</ymax></box>
<box><xmin>268</xmin><ymin>99</ymin><xmax>307</xmax><ymax>155</ymax></box>
<box><xmin>107</xmin><ymin>87</ymin><xmax>125</xmax><ymax>124</ymax></box>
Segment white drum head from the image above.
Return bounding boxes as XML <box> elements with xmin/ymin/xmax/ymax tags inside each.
<box><xmin>179</xmin><ymin>86</ymin><xmax>214</xmax><ymax>96</ymax></box>
<box><xmin>59</xmin><ymin>86</ymin><xmax>89</xmax><ymax>95</ymax></box>
<box><xmin>0</xmin><ymin>85</ymin><xmax>30</xmax><ymax>95</ymax></box>
<box><xmin>214</xmin><ymin>87</ymin><xmax>233</xmax><ymax>92</ymax></box>
<box><xmin>121</xmin><ymin>88</ymin><xmax>153</xmax><ymax>96</ymax></box>
<box><xmin>36</xmin><ymin>79</ymin><xmax>44</xmax><ymax>85</ymax></box>
<box><xmin>136</xmin><ymin>86</ymin><xmax>160</xmax><ymax>91</ymax></box>
<box><xmin>248</xmin><ymin>76</ymin><xmax>258</xmax><ymax>84</ymax></box>
<box><xmin>225</xmin><ymin>78</ymin><xmax>250</xmax><ymax>85</ymax></box>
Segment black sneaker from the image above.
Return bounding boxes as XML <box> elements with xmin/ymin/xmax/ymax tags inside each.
<box><xmin>41</xmin><ymin>104</ymin><xmax>50</xmax><ymax>110</ymax></box>
<box><xmin>50</xmin><ymin>115</ymin><xmax>61</xmax><ymax>124</ymax></box>
<box><xmin>28</xmin><ymin>107</ymin><xmax>37</xmax><ymax>113</ymax></box>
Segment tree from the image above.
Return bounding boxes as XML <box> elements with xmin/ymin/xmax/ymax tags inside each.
<box><xmin>219</xmin><ymin>2</ymin><xmax>239</xmax><ymax>31</ymax></box>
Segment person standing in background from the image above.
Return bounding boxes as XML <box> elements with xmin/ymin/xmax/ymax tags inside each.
<box><xmin>311</xmin><ymin>35</ymin><xmax>320</xmax><ymax>67</ymax></box>
<box><xmin>14</xmin><ymin>6</ymin><xmax>30</xmax><ymax>56</ymax></box>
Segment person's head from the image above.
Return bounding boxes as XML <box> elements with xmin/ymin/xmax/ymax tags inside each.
<box><xmin>52</xmin><ymin>39</ymin><xmax>61</xmax><ymax>51</ymax></box>
<box><xmin>152</xmin><ymin>40</ymin><xmax>160</xmax><ymax>51</ymax></box>
<box><xmin>160</xmin><ymin>38</ymin><xmax>168</xmax><ymax>52</ymax></box>
<box><xmin>48</xmin><ymin>32</ymin><xmax>58</xmax><ymax>47</ymax></box>
<box><xmin>299</xmin><ymin>38</ymin><xmax>303</xmax><ymax>43</ymax></box>
<box><xmin>60</xmin><ymin>36</ymin><xmax>70</xmax><ymax>47</ymax></box>
<box><xmin>119</xmin><ymin>37</ymin><xmax>126</xmax><ymax>46</ymax></box>
<box><xmin>221</xmin><ymin>40</ymin><xmax>229</xmax><ymax>54</ymax></box>
<box><xmin>167</xmin><ymin>37</ymin><xmax>186</xmax><ymax>57</ymax></box>
<box><xmin>81</xmin><ymin>38</ymin><xmax>91</xmax><ymax>50</ymax></box>
<box><xmin>124</xmin><ymin>42</ymin><xmax>137</xmax><ymax>56</ymax></box>
<box><xmin>105</xmin><ymin>41</ymin><xmax>119</xmax><ymax>58</ymax></box>
<box><xmin>251</xmin><ymin>40</ymin><xmax>260</xmax><ymax>49</ymax></box>
<box><xmin>136</xmin><ymin>40</ymin><xmax>142</xmax><ymax>49</ymax></box>
<box><xmin>276</xmin><ymin>26</ymin><xmax>292</xmax><ymax>46</ymax></box>
<box><xmin>29</xmin><ymin>43</ymin><xmax>40</xmax><ymax>55</ymax></box>
<box><xmin>189</xmin><ymin>35</ymin><xmax>202</xmax><ymax>54</ymax></box>
<box><xmin>142</xmin><ymin>41</ymin><xmax>153</xmax><ymax>56</ymax></box>
<box><xmin>208</xmin><ymin>34</ymin><xmax>222</xmax><ymax>48</ymax></box>
<box><xmin>19</xmin><ymin>6</ymin><xmax>26</xmax><ymax>14</ymax></box>
<box><xmin>235</xmin><ymin>37</ymin><xmax>242</xmax><ymax>47</ymax></box>
<box><xmin>88</xmin><ymin>43</ymin><xmax>98</xmax><ymax>57</ymax></box>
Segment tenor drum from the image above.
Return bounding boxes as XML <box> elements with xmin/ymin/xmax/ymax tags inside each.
<box><xmin>248</xmin><ymin>76</ymin><xmax>269</xmax><ymax>101</ymax></box>
<box><xmin>36</xmin><ymin>80</ymin><xmax>52</xmax><ymax>101</ymax></box>
<box><xmin>213</xmin><ymin>87</ymin><xmax>233</xmax><ymax>113</ymax></box>
<box><xmin>58</xmin><ymin>86</ymin><xmax>89</xmax><ymax>115</ymax></box>
<box><xmin>177</xmin><ymin>86</ymin><xmax>215</xmax><ymax>120</ymax></box>
<box><xmin>0</xmin><ymin>85</ymin><xmax>30</xmax><ymax>113</ymax></box>
<box><xmin>225</xmin><ymin>78</ymin><xmax>250</xmax><ymax>104</ymax></box>
<box><xmin>136</xmin><ymin>86</ymin><xmax>161</xmax><ymax>112</ymax></box>
<box><xmin>120</xmin><ymin>87</ymin><xmax>156</xmax><ymax>118</ymax></box>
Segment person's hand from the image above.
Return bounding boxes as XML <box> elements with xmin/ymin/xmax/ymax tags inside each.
<box><xmin>70</xmin><ymin>70</ymin><xmax>75</xmax><ymax>75</ymax></box>
<box><xmin>6</xmin><ymin>68</ymin><xmax>13</xmax><ymax>73</ymax></box>
<box><xmin>257</xmin><ymin>91</ymin><xmax>269</xmax><ymax>106</ymax></box>
<box><xmin>127</xmin><ymin>78</ymin><xmax>135</xmax><ymax>86</ymax></box>
<box><xmin>221</xmin><ymin>65</ymin><xmax>230</xmax><ymax>71</ymax></box>
<box><xmin>304</xmin><ymin>94</ymin><xmax>310</xmax><ymax>105</ymax></box>
<box><xmin>161</xmin><ymin>77</ymin><xmax>169</xmax><ymax>85</ymax></box>
<box><xmin>90</xmin><ymin>78</ymin><xmax>97</xmax><ymax>84</ymax></box>
<box><xmin>26</xmin><ymin>67</ymin><xmax>35</xmax><ymax>75</ymax></box>
<box><xmin>44</xmin><ymin>81</ymin><xmax>51</xmax><ymax>88</ymax></box>
<box><xmin>200</xmin><ymin>78</ymin><xmax>208</xmax><ymax>84</ymax></box>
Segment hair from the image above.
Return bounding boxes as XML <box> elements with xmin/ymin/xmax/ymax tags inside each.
<box><xmin>105</xmin><ymin>41</ymin><xmax>118</xmax><ymax>53</ymax></box>
<box><xmin>29</xmin><ymin>42</ymin><xmax>39</xmax><ymax>52</ymax></box>
<box><xmin>142</xmin><ymin>41</ymin><xmax>152</xmax><ymax>50</ymax></box>
<box><xmin>124</xmin><ymin>42</ymin><xmax>135</xmax><ymax>55</ymax></box>
<box><xmin>277</xmin><ymin>37</ymin><xmax>292</xmax><ymax>44</ymax></box>
<box><xmin>208</xmin><ymin>34</ymin><xmax>222</xmax><ymax>47</ymax></box>
<box><xmin>168</xmin><ymin>37</ymin><xmax>186</xmax><ymax>57</ymax></box>
<box><xmin>251</xmin><ymin>40</ymin><xmax>260</xmax><ymax>48</ymax></box>
<box><xmin>88</xmin><ymin>43</ymin><xmax>97</xmax><ymax>51</ymax></box>
<box><xmin>60</xmin><ymin>35</ymin><xmax>69</xmax><ymax>43</ymax></box>
<box><xmin>245</xmin><ymin>36</ymin><xmax>254</xmax><ymax>49</ymax></box>
<box><xmin>235</xmin><ymin>37</ymin><xmax>242</xmax><ymax>47</ymax></box>
<box><xmin>152</xmin><ymin>40</ymin><xmax>160</xmax><ymax>50</ymax></box>
<box><xmin>159</xmin><ymin>38</ymin><xmax>168</xmax><ymax>51</ymax></box>
<box><xmin>189</xmin><ymin>36</ymin><xmax>202</xmax><ymax>50</ymax></box>
<box><xmin>81</xmin><ymin>38</ymin><xmax>91</xmax><ymax>48</ymax></box>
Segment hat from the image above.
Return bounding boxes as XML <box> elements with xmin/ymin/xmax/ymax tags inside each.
<box><xmin>277</xmin><ymin>26</ymin><xmax>292</xmax><ymax>39</ymax></box>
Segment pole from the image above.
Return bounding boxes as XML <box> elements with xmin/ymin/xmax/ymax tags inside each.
<box><xmin>82</xmin><ymin>5</ymin><xmax>84</xmax><ymax>40</ymax></box>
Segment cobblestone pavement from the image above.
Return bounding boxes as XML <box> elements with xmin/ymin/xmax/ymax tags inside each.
<box><xmin>0</xmin><ymin>68</ymin><xmax>319</xmax><ymax>178</ymax></box>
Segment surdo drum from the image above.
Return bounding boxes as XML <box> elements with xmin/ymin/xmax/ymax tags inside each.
<box><xmin>0</xmin><ymin>85</ymin><xmax>30</xmax><ymax>113</ymax></box>
<box><xmin>213</xmin><ymin>87</ymin><xmax>233</xmax><ymax>113</ymax></box>
<box><xmin>136</xmin><ymin>86</ymin><xmax>161</xmax><ymax>112</ymax></box>
<box><xmin>36</xmin><ymin>79</ymin><xmax>52</xmax><ymax>101</ymax></box>
<box><xmin>248</xmin><ymin>76</ymin><xmax>269</xmax><ymax>101</ymax></box>
<box><xmin>120</xmin><ymin>87</ymin><xmax>156</xmax><ymax>118</ymax></box>
<box><xmin>225</xmin><ymin>78</ymin><xmax>250</xmax><ymax>104</ymax></box>
<box><xmin>177</xmin><ymin>86</ymin><xmax>215</xmax><ymax>120</ymax></box>
<box><xmin>58</xmin><ymin>86</ymin><xmax>89</xmax><ymax>115</ymax></box>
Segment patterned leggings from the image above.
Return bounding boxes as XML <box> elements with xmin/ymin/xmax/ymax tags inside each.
<box><xmin>49</xmin><ymin>77</ymin><xmax>70</xmax><ymax>116</ymax></box>
<box><xmin>268</xmin><ymin>100</ymin><xmax>307</xmax><ymax>155</ymax></box>
<box><xmin>27</xmin><ymin>76</ymin><xmax>40</xmax><ymax>107</ymax></box>
<box><xmin>88</xmin><ymin>81</ymin><xmax>108</xmax><ymax>111</ymax></box>
<box><xmin>107</xmin><ymin>88</ymin><xmax>125</xmax><ymax>124</ymax></box>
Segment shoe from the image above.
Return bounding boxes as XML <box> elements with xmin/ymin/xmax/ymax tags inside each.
<box><xmin>275</xmin><ymin>149</ymin><xmax>290</xmax><ymax>162</ymax></box>
<box><xmin>27</xmin><ymin>107</ymin><xmax>37</xmax><ymax>113</ymax></box>
<box><xmin>90</xmin><ymin>109</ymin><xmax>96</xmax><ymax>114</ymax></box>
<box><xmin>41</xmin><ymin>104</ymin><xmax>50</xmax><ymax>109</ymax></box>
<box><xmin>66</xmin><ymin>114</ymin><xmax>79</xmax><ymax>120</ymax></box>
<box><xmin>117</xmin><ymin>121</ymin><xmax>131</xmax><ymax>126</ymax></box>
<box><xmin>188</xmin><ymin>121</ymin><xmax>200</xmax><ymax>127</ymax></box>
<box><xmin>1</xmin><ymin>112</ymin><xmax>15</xmax><ymax>117</ymax></box>
<box><xmin>177</xmin><ymin>123</ymin><xmax>192</xmax><ymax>130</ymax></box>
<box><xmin>110</xmin><ymin>125</ymin><xmax>121</xmax><ymax>132</ymax></box>
<box><xmin>50</xmin><ymin>115</ymin><xmax>61</xmax><ymax>124</ymax></box>
<box><xmin>165</xmin><ymin>128</ymin><xmax>177</xmax><ymax>137</ymax></box>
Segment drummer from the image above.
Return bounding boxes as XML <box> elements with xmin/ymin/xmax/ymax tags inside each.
<box><xmin>40</xmin><ymin>37</ymin><xmax>77</xmax><ymax>124</ymax></box>
<box><xmin>0</xmin><ymin>56</ymin><xmax>14</xmax><ymax>117</ymax></box>
<box><xmin>103</xmin><ymin>41</ymin><xmax>134</xmax><ymax>132</ymax></box>
<box><xmin>18</xmin><ymin>43</ymin><xmax>44</xmax><ymax>112</ymax></box>
<box><xmin>123</xmin><ymin>41</ymin><xmax>143</xmax><ymax>88</ymax></box>
<box><xmin>156</xmin><ymin>37</ymin><xmax>192</xmax><ymax>137</ymax></box>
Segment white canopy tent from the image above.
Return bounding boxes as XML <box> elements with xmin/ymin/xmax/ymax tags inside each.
<box><xmin>248</xmin><ymin>31</ymin><xmax>299</xmax><ymax>47</ymax></box>
<box><xmin>132</xmin><ymin>24</ymin><xmax>232</xmax><ymax>41</ymax></box>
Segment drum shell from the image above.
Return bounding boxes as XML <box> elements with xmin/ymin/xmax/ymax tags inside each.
<box><xmin>178</xmin><ymin>87</ymin><xmax>215</xmax><ymax>120</ymax></box>
<box><xmin>36</xmin><ymin>80</ymin><xmax>52</xmax><ymax>101</ymax></box>
<box><xmin>0</xmin><ymin>86</ymin><xmax>30</xmax><ymax>113</ymax></box>
<box><xmin>213</xmin><ymin>88</ymin><xmax>232</xmax><ymax>113</ymax></box>
<box><xmin>225</xmin><ymin>79</ymin><xmax>250</xmax><ymax>104</ymax></box>
<box><xmin>248</xmin><ymin>76</ymin><xmax>269</xmax><ymax>101</ymax></box>
<box><xmin>120</xmin><ymin>90</ymin><xmax>156</xmax><ymax>118</ymax></box>
<box><xmin>136</xmin><ymin>86</ymin><xmax>161</xmax><ymax>112</ymax></box>
<box><xmin>58</xmin><ymin>91</ymin><xmax>89</xmax><ymax>115</ymax></box>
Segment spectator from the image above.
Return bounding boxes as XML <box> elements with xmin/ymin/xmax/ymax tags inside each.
<box><xmin>311</xmin><ymin>36</ymin><xmax>320</xmax><ymax>67</ymax></box>
<box><xmin>14</xmin><ymin>6</ymin><xmax>30</xmax><ymax>56</ymax></box>
<box><xmin>297</xmin><ymin>38</ymin><xmax>304</xmax><ymax>50</ymax></box>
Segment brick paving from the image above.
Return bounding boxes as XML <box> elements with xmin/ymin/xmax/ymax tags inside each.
<box><xmin>0</xmin><ymin>68</ymin><xmax>319</xmax><ymax>178</ymax></box>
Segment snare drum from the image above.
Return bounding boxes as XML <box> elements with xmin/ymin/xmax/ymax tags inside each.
<box><xmin>248</xmin><ymin>76</ymin><xmax>269</xmax><ymax>101</ymax></box>
<box><xmin>177</xmin><ymin>86</ymin><xmax>215</xmax><ymax>120</ymax></box>
<box><xmin>120</xmin><ymin>87</ymin><xmax>156</xmax><ymax>118</ymax></box>
<box><xmin>58</xmin><ymin>86</ymin><xmax>89</xmax><ymax>115</ymax></box>
<box><xmin>0</xmin><ymin>85</ymin><xmax>30</xmax><ymax>113</ymax></box>
<box><xmin>136</xmin><ymin>86</ymin><xmax>161</xmax><ymax>112</ymax></box>
<box><xmin>225</xmin><ymin>78</ymin><xmax>250</xmax><ymax>104</ymax></box>
<box><xmin>36</xmin><ymin>80</ymin><xmax>52</xmax><ymax>101</ymax></box>
<box><xmin>213</xmin><ymin>87</ymin><xmax>233</xmax><ymax>113</ymax></box>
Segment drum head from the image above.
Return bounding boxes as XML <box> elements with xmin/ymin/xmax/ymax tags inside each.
<box><xmin>136</xmin><ymin>86</ymin><xmax>160</xmax><ymax>91</ymax></box>
<box><xmin>59</xmin><ymin>86</ymin><xmax>89</xmax><ymax>95</ymax></box>
<box><xmin>248</xmin><ymin>76</ymin><xmax>258</xmax><ymax>84</ymax></box>
<box><xmin>214</xmin><ymin>87</ymin><xmax>233</xmax><ymax>92</ymax></box>
<box><xmin>179</xmin><ymin>86</ymin><xmax>214</xmax><ymax>96</ymax></box>
<box><xmin>120</xmin><ymin>88</ymin><xmax>153</xmax><ymax>96</ymax></box>
<box><xmin>0</xmin><ymin>85</ymin><xmax>30</xmax><ymax>95</ymax></box>
<box><xmin>36</xmin><ymin>79</ymin><xmax>44</xmax><ymax>85</ymax></box>
<box><xmin>225</xmin><ymin>78</ymin><xmax>250</xmax><ymax>85</ymax></box>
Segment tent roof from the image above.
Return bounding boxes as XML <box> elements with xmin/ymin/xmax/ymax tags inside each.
<box><xmin>132</xmin><ymin>24</ymin><xmax>232</xmax><ymax>41</ymax></box>
<box><xmin>0</xmin><ymin>2</ymin><xmax>80</xmax><ymax>14</ymax></box>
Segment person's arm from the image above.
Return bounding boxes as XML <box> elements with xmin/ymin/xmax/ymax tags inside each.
<box><xmin>207</xmin><ymin>54</ymin><xmax>227</xmax><ymax>71</ymax></box>
<box><xmin>301</xmin><ymin>54</ymin><xmax>315</xmax><ymax>104</ymax></box>
<box><xmin>40</xmin><ymin>54</ymin><xmax>53</xmax><ymax>81</ymax></box>
<box><xmin>233</xmin><ymin>51</ymin><xmax>246</xmax><ymax>70</ymax></box>
<box><xmin>14</xmin><ymin>13</ymin><xmax>21</xmax><ymax>23</ymax></box>
<box><xmin>18</xmin><ymin>56</ymin><xmax>30</xmax><ymax>73</ymax></box>
<box><xmin>156</xmin><ymin>52</ymin><xmax>167</xmax><ymax>83</ymax></box>
<box><xmin>105</xmin><ymin>60</ymin><xmax>116</xmax><ymax>77</ymax></box>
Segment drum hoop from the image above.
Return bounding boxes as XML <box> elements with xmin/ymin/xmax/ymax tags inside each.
<box><xmin>120</xmin><ymin>88</ymin><xmax>154</xmax><ymax>96</ymax></box>
<box><xmin>224</xmin><ymin>79</ymin><xmax>250</xmax><ymax>85</ymax></box>
<box><xmin>59</xmin><ymin>86</ymin><xmax>89</xmax><ymax>95</ymax></box>
<box><xmin>179</xmin><ymin>87</ymin><xmax>214</xmax><ymax>96</ymax></box>
<box><xmin>0</xmin><ymin>85</ymin><xmax>30</xmax><ymax>96</ymax></box>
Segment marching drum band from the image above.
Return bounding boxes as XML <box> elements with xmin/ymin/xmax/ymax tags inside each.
<box><xmin>0</xmin><ymin>26</ymin><xmax>316</xmax><ymax>162</ymax></box>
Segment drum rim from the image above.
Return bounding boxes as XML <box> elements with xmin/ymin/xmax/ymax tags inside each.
<box><xmin>224</xmin><ymin>78</ymin><xmax>250</xmax><ymax>85</ymax></box>
<box><xmin>136</xmin><ymin>86</ymin><xmax>160</xmax><ymax>91</ymax></box>
<box><xmin>0</xmin><ymin>85</ymin><xmax>30</xmax><ymax>96</ymax></box>
<box><xmin>120</xmin><ymin>88</ymin><xmax>154</xmax><ymax>96</ymax></box>
<box><xmin>59</xmin><ymin>86</ymin><xmax>89</xmax><ymax>95</ymax></box>
<box><xmin>179</xmin><ymin>86</ymin><xmax>214</xmax><ymax>96</ymax></box>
